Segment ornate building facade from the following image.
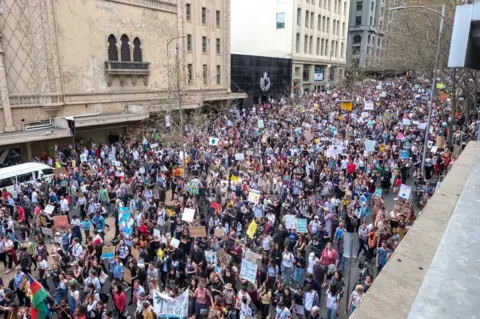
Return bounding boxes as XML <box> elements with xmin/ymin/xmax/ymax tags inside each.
<box><xmin>0</xmin><ymin>0</ymin><xmax>244</xmax><ymax>163</ymax></box>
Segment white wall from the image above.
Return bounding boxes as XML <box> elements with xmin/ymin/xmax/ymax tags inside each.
<box><xmin>231</xmin><ymin>0</ymin><xmax>294</xmax><ymax>58</ymax></box>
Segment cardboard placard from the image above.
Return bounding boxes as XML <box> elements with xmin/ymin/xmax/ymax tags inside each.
<box><xmin>102</xmin><ymin>246</ymin><xmax>116</xmax><ymax>259</ymax></box>
<box><xmin>188</xmin><ymin>226</ymin><xmax>207</xmax><ymax>238</ymax></box>
<box><xmin>41</xmin><ymin>227</ymin><xmax>53</xmax><ymax>236</ymax></box>
<box><xmin>44</xmin><ymin>205</ymin><xmax>55</xmax><ymax>214</ymax></box>
<box><xmin>240</xmin><ymin>258</ymin><xmax>257</xmax><ymax>284</ymax></box>
<box><xmin>124</xmin><ymin>268</ymin><xmax>132</xmax><ymax>282</ymax></box>
<box><xmin>131</xmin><ymin>248</ymin><xmax>139</xmax><ymax>260</ymax></box>
<box><xmin>53</xmin><ymin>215</ymin><xmax>69</xmax><ymax>228</ymax></box>
<box><xmin>436</xmin><ymin>136</ymin><xmax>445</xmax><ymax>148</ymax></box>
<box><xmin>54</xmin><ymin>167</ymin><xmax>65</xmax><ymax>176</ymax></box>
<box><xmin>182</xmin><ymin>208</ymin><xmax>195</xmax><ymax>222</ymax></box>
<box><xmin>170</xmin><ymin>238</ymin><xmax>180</xmax><ymax>248</ymax></box>
<box><xmin>217</xmin><ymin>249</ymin><xmax>229</xmax><ymax>265</ymax></box>
<box><xmin>214</xmin><ymin>228</ymin><xmax>224</xmax><ymax>238</ymax></box>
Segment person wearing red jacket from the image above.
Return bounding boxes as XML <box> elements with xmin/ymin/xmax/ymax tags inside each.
<box><xmin>113</xmin><ymin>282</ymin><xmax>127</xmax><ymax>319</ymax></box>
<box><xmin>347</xmin><ymin>160</ymin><xmax>356</xmax><ymax>175</ymax></box>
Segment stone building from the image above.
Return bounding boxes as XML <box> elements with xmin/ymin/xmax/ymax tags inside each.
<box><xmin>0</xmin><ymin>0</ymin><xmax>244</xmax><ymax>164</ymax></box>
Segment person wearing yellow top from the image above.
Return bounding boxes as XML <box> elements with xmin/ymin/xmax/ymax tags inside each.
<box><xmin>259</xmin><ymin>282</ymin><xmax>272</xmax><ymax>319</ymax></box>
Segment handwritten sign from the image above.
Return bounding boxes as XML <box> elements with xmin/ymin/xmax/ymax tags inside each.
<box><xmin>240</xmin><ymin>259</ymin><xmax>258</xmax><ymax>284</ymax></box>
<box><xmin>248</xmin><ymin>189</ymin><xmax>261</xmax><ymax>204</ymax></box>
<box><xmin>214</xmin><ymin>228</ymin><xmax>224</xmax><ymax>238</ymax></box>
<box><xmin>235</xmin><ymin>153</ymin><xmax>245</xmax><ymax>161</ymax></box>
<box><xmin>399</xmin><ymin>184</ymin><xmax>412</xmax><ymax>200</ymax></box>
<box><xmin>54</xmin><ymin>167</ymin><xmax>65</xmax><ymax>176</ymax></box>
<box><xmin>217</xmin><ymin>249</ymin><xmax>229</xmax><ymax>265</ymax></box>
<box><xmin>246</xmin><ymin>219</ymin><xmax>257</xmax><ymax>239</ymax></box>
<box><xmin>112</xmin><ymin>160</ymin><xmax>121</xmax><ymax>167</ymax></box>
<box><xmin>182</xmin><ymin>208</ymin><xmax>195</xmax><ymax>223</ymax></box>
<box><xmin>153</xmin><ymin>228</ymin><xmax>161</xmax><ymax>237</ymax></box>
<box><xmin>296</xmin><ymin>218</ymin><xmax>307</xmax><ymax>233</ymax></box>
<box><xmin>170</xmin><ymin>238</ymin><xmax>180</xmax><ymax>248</ymax></box>
<box><xmin>205</xmin><ymin>251</ymin><xmax>217</xmax><ymax>263</ymax></box>
<box><xmin>245</xmin><ymin>250</ymin><xmax>262</xmax><ymax>266</ymax></box>
<box><xmin>41</xmin><ymin>227</ymin><xmax>53</xmax><ymax>236</ymax></box>
<box><xmin>150</xmin><ymin>143</ymin><xmax>159</xmax><ymax>149</ymax></box>
<box><xmin>364</xmin><ymin>101</ymin><xmax>374</xmax><ymax>111</ymax></box>
<box><xmin>285</xmin><ymin>215</ymin><xmax>296</xmax><ymax>230</ymax></box>
<box><xmin>44</xmin><ymin>205</ymin><xmax>55</xmax><ymax>214</ymax></box>
<box><xmin>102</xmin><ymin>246</ymin><xmax>116</xmax><ymax>259</ymax></box>
<box><xmin>258</xmin><ymin>119</ymin><xmax>264</xmax><ymax>129</ymax></box>
<box><xmin>188</xmin><ymin>226</ymin><xmax>206</xmax><ymax>238</ymax></box>
<box><xmin>153</xmin><ymin>289</ymin><xmax>189</xmax><ymax>319</ymax></box>
<box><xmin>54</xmin><ymin>215</ymin><xmax>69</xmax><ymax>228</ymax></box>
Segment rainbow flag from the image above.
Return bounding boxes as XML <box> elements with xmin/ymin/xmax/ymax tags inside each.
<box><xmin>29</xmin><ymin>276</ymin><xmax>48</xmax><ymax>319</ymax></box>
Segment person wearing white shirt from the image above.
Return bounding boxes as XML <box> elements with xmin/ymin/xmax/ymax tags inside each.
<box><xmin>60</xmin><ymin>196</ymin><xmax>69</xmax><ymax>214</ymax></box>
<box><xmin>72</xmin><ymin>239</ymin><xmax>84</xmax><ymax>261</ymax></box>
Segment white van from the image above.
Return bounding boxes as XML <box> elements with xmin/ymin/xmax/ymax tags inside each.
<box><xmin>0</xmin><ymin>163</ymin><xmax>54</xmax><ymax>197</ymax></box>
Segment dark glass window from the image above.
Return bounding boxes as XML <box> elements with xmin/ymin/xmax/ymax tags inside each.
<box><xmin>133</xmin><ymin>37</ymin><xmax>142</xmax><ymax>62</ymax></box>
<box><xmin>108</xmin><ymin>34</ymin><xmax>118</xmax><ymax>61</ymax></box>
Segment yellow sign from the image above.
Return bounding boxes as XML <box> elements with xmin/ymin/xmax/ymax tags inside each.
<box><xmin>340</xmin><ymin>101</ymin><xmax>353</xmax><ymax>111</ymax></box>
<box><xmin>436</xmin><ymin>82</ymin><xmax>445</xmax><ymax>89</ymax></box>
<box><xmin>246</xmin><ymin>219</ymin><xmax>257</xmax><ymax>239</ymax></box>
<box><xmin>167</xmin><ymin>209</ymin><xmax>174</xmax><ymax>217</ymax></box>
<box><xmin>230</xmin><ymin>175</ymin><xmax>239</xmax><ymax>183</ymax></box>
<box><xmin>379</xmin><ymin>144</ymin><xmax>385</xmax><ymax>152</ymax></box>
<box><xmin>314</xmin><ymin>103</ymin><xmax>319</xmax><ymax>109</ymax></box>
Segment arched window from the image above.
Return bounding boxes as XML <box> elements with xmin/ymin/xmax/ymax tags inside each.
<box><xmin>107</xmin><ymin>34</ymin><xmax>118</xmax><ymax>61</ymax></box>
<box><xmin>133</xmin><ymin>37</ymin><xmax>142</xmax><ymax>62</ymax></box>
<box><xmin>368</xmin><ymin>35</ymin><xmax>371</xmax><ymax>44</ymax></box>
<box><xmin>120</xmin><ymin>34</ymin><xmax>131</xmax><ymax>62</ymax></box>
<box><xmin>353</xmin><ymin>35</ymin><xmax>361</xmax><ymax>44</ymax></box>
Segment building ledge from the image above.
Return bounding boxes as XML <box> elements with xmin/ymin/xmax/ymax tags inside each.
<box><xmin>0</xmin><ymin>128</ymin><xmax>71</xmax><ymax>146</ymax></box>
<box><xmin>105</xmin><ymin>61</ymin><xmax>150</xmax><ymax>86</ymax></box>
<box><xmin>202</xmin><ymin>92</ymin><xmax>247</xmax><ymax>102</ymax></box>
<box><xmin>74</xmin><ymin>112</ymin><xmax>149</xmax><ymax>128</ymax></box>
<box><xmin>351</xmin><ymin>141</ymin><xmax>480</xmax><ymax>319</ymax></box>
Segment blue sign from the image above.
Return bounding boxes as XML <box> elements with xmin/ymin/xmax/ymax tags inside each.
<box><xmin>296</xmin><ymin>218</ymin><xmax>308</xmax><ymax>233</ymax></box>
<box><xmin>401</xmin><ymin>149</ymin><xmax>409</xmax><ymax>160</ymax></box>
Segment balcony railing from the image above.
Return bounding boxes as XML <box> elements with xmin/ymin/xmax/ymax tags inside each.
<box><xmin>104</xmin><ymin>61</ymin><xmax>150</xmax><ymax>86</ymax></box>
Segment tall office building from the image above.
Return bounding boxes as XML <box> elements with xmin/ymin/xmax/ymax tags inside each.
<box><xmin>346</xmin><ymin>0</ymin><xmax>388</xmax><ymax>68</ymax></box>
<box><xmin>231</xmin><ymin>0</ymin><xmax>349</xmax><ymax>105</ymax></box>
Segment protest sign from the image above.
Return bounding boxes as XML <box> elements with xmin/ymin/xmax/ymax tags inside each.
<box><xmin>124</xmin><ymin>268</ymin><xmax>132</xmax><ymax>282</ymax></box>
<box><xmin>44</xmin><ymin>205</ymin><xmax>55</xmax><ymax>214</ymax></box>
<box><xmin>182</xmin><ymin>208</ymin><xmax>195</xmax><ymax>222</ymax></box>
<box><xmin>230</xmin><ymin>175</ymin><xmax>238</xmax><ymax>183</ymax></box>
<box><xmin>285</xmin><ymin>215</ymin><xmax>296</xmax><ymax>230</ymax></box>
<box><xmin>402</xmin><ymin>119</ymin><xmax>411</xmax><ymax>126</ymax></box>
<box><xmin>153</xmin><ymin>228</ymin><xmax>161</xmax><ymax>237</ymax></box>
<box><xmin>364</xmin><ymin>140</ymin><xmax>376</xmax><ymax>153</ymax></box>
<box><xmin>235</xmin><ymin>153</ymin><xmax>245</xmax><ymax>161</ymax></box>
<box><xmin>54</xmin><ymin>216</ymin><xmax>69</xmax><ymax>228</ymax></box>
<box><xmin>153</xmin><ymin>289</ymin><xmax>189</xmax><ymax>319</ymax></box>
<box><xmin>217</xmin><ymin>249</ymin><xmax>229</xmax><ymax>265</ymax></box>
<box><xmin>246</xmin><ymin>219</ymin><xmax>257</xmax><ymax>239</ymax></box>
<box><xmin>436</xmin><ymin>136</ymin><xmax>445</xmax><ymax>148</ymax></box>
<box><xmin>401</xmin><ymin>149</ymin><xmax>409</xmax><ymax>160</ymax></box>
<box><xmin>214</xmin><ymin>228</ymin><xmax>224</xmax><ymax>238</ymax></box>
<box><xmin>258</xmin><ymin>119</ymin><xmax>264</xmax><ymax>129</ymax></box>
<box><xmin>364</xmin><ymin>101</ymin><xmax>374</xmax><ymax>110</ymax></box>
<box><xmin>209</xmin><ymin>137</ymin><xmax>219</xmax><ymax>146</ymax></box>
<box><xmin>340</xmin><ymin>101</ymin><xmax>353</xmax><ymax>111</ymax></box>
<box><xmin>399</xmin><ymin>184</ymin><xmax>412</xmax><ymax>200</ymax></box>
<box><xmin>188</xmin><ymin>226</ymin><xmax>206</xmax><ymax>238</ymax></box>
<box><xmin>248</xmin><ymin>189</ymin><xmax>261</xmax><ymax>204</ymax></box>
<box><xmin>302</xmin><ymin>122</ymin><xmax>312</xmax><ymax>129</ymax></box>
<box><xmin>80</xmin><ymin>154</ymin><xmax>87</xmax><ymax>162</ymax></box>
<box><xmin>41</xmin><ymin>227</ymin><xmax>53</xmax><ymax>236</ymax></box>
<box><xmin>102</xmin><ymin>246</ymin><xmax>115</xmax><ymax>259</ymax></box>
<box><xmin>112</xmin><ymin>160</ymin><xmax>121</xmax><ymax>167</ymax></box>
<box><xmin>374</xmin><ymin>188</ymin><xmax>383</xmax><ymax>197</ymax></box>
<box><xmin>240</xmin><ymin>259</ymin><xmax>257</xmax><ymax>284</ymax></box>
<box><xmin>150</xmin><ymin>143</ymin><xmax>159</xmax><ymax>149</ymax></box>
<box><xmin>431</xmin><ymin>146</ymin><xmax>438</xmax><ymax>154</ymax></box>
<box><xmin>170</xmin><ymin>238</ymin><xmax>180</xmax><ymax>248</ymax></box>
<box><xmin>417</xmin><ymin>122</ymin><xmax>427</xmax><ymax>130</ymax></box>
<box><xmin>54</xmin><ymin>167</ymin><xmax>65</xmax><ymax>176</ymax></box>
<box><xmin>245</xmin><ymin>250</ymin><xmax>262</xmax><ymax>265</ymax></box>
<box><xmin>427</xmin><ymin>140</ymin><xmax>434</xmax><ymax>148</ymax></box>
<box><xmin>296</xmin><ymin>218</ymin><xmax>307</xmax><ymax>233</ymax></box>
<box><xmin>131</xmin><ymin>248</ymin><xmax>139</xmax><ymax>260</ymax></box>
<box><xmin>205</xmin><ymin>251</ymin><xmax>217</xmax><ymax>263</ymax></box>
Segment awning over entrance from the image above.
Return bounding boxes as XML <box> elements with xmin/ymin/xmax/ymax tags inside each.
<box><xmin>0</xmin><ymin>128</ymin><xmax>71</xmax><ymax>147</ymax></box>
<box><xmin>74</xmin><ymin>113</ymin><xmax>149</xmax><ymax>128</ymax></box>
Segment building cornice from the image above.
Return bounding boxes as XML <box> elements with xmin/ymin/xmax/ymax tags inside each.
<box><xmin>102</xmin><ymin>0</ymin><xmax>177</xmax><ymax>13</ymax></box>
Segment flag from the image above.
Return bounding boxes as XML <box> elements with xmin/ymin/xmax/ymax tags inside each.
<box><xmin>209</xmin><ymin>137</ymin><xmax>219</xmax><ymax>145</ymax></box>
<box><xmin>29</xmin><ymin>276</ymin><xmax>48</xmax><ymax>319</ymax></box>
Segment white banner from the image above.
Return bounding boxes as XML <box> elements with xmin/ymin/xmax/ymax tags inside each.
<box><xmin>153</xmin><ymin>289</ymin><xmax>189</xmax><ymax>318</ymax></box>
<box><xmin>240</xmin><ymin>259</ymin><xmax>257</xmax><ymax>284</ymax></box>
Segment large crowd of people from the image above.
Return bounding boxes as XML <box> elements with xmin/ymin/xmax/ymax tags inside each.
<box><xmin>0</xmin><ymin>75</ymin><xmax>477</xmax><ymax>319</ymax></box>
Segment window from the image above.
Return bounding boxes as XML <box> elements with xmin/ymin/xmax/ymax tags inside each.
<box><xmin>316</xmin><ymin>37</ymin><xmax>320</xmax><ymax>55</ymax></box>
<box><xmin>355</xmin><ymin>16</ymin><xmax>361</xmax><ymax>25</ymax></box>
<box><xmin>377</xmin><ymin>38</ymin><xmax>381</xmax><ymax>47</ymax></box>
<box><xmin>120</xmin><ymin>34</ymin><xmax>130</xmax><ymax>61</ymax></box>
<box><xmin>327</xmin><ymin>18</ymin><xmax>330</xmax><ymax>32</ymax></box>
<box><xmin>203</xmin><ymin>64</ymin><xmax>208</xmax><ymax>84</ymax></box>
<box><xmin>216</xmin><ymin>65</ymin><xmax>221</xmax><ymax>84</ymax></box>
<box><xmin>187</xmin><ymin>34</ymin><xmax>192</xmax><ymax>51</ymax></box>
<box><xmin>321</xmin><ymin>39</ymin><xmax>325</xmax><ymax>55</ymax></box>
<box><xmin>309</xmin><ymin>36</ymin><xmax>313</xmax><ymax>54</ymax></box>
<box><xmin>370</xmin><ymin>16</ymin><xmax>373</xmax><ymax>25</ymax></box>
<box><xmin>216</xmin><ymin>10</ymin><xmax>220</xmax><ymax>27</ymax></box>
<box><xmin>295</xmin><ymin>67</ymin><xmax>301</xmax><ymax>76</ymax></box>
<box><xmin>371</xmin><ymin>1</ymin><xmax>374</xmax><ymax>10</ymax></box>
<box><xmin>334</xmin><ymin>0</ymin><xmax>337</xmax><ymax>13</ymax></box>
<box><xmin>107</xmin><ymin>34</ymin><xmax>118</xmax><ymax>61</ymax></box>
<box><xmin>312</xmin><ymin>0</ymin><xmax>315</xmax><ymax>5</ymax></box>
<box><xmin>305</xmin><ymin>11</ymin><xmax>309</xmax><ymax>27</ymax></box>
<box><xmin>353</xmin><ymin>35</ymin><xmax>362</xmax><ymax>44</ymax></box>
<box><xmin>325</xmin><ymin>39</ymin><xmax>329</xmax><ymax>56</ymax></box>
<box><xmin>332</xmin><ymin>19</ymin><xmax>336</xmax><ymax>34</ymax></box>
<box><xmin>216</xmin><ymin>38</ymin><xmax>220</xmax><ymax>54</ymax></box>
<box><xmin>338</xmin><ymin>0</ymin><xmax>341</xmax><ymax>13</ymax></box>
<box><xmin>133</xmin><ymin>37</ymin><xmax>142</xmax><ymax>62</ymax></box>
<box><xmin>202</xmin><ymin>36</ymin><xmax>207</xmax><ymax>53</ymax></box>
<box><xmin>303</xmin><ymin>65</ymin><xmax>310</xmax><ymax>81</ymax></box>
<box><xmin>318</xmin><ymin>15</ymin><xmax>321</xmax><ymax>30</ymax></box>
<box><xmin>368</xmin><ymin>34</ymin><xmax>371</xmax><ymax>44</ymax></box>
<box><xmin>337</xmin><ymin>21</ymin><xmax>340</xmax><ymax>35</ymax></box>
<box><xmin>310</xmin><ymin>12</ymin><xmax>314</xmax><ymax>28</ymax></box>
<box><xmin>327</xmin><ymin>0</ymin><xmax>331</xmax><ymax>10</ymax></box>
<box><xmin>186</xmin><ymin>3</ymin><xmax>191</xmax><ymax>21</ymax></box>
<box><xmin>304</xmin><ymin>35</ymin><xmax>308</xmax><ymax>53</ymax></box>
<box><xmin>352</xmin><ymin>46</ymin><xmax>360</xmax><ymax>55</ymax></box>
<box><xmin>344</xmin><ymin>2</ymin><xmax>347</xmax><ymax>15</ymax></box>
<box><xmin>42</xmin><ymin>168</ymin><xmax>54</xmax><ymax>175</ymax></box>
<box><xmin>335</xmin><ymin>41</ymin><xmax>339</xmax><ymax>57</ymax></box>
<box><xmin>276</xmin><ymin>12</ymin><xmax>285</xmax><ymax>29</ymax></box>
<box><xmin>202</xmin><ymin>7</ymin><xmax>207</xmax><ymax>24</ymax></box>
<box><xmin>297</xmin><ymin>8</ymin><xmax>301</xmax><ymax>25</ymax></box>
<box><xmin>342</xmin><ymin>22</ymin><xmax>345</xmax><ymax>35</ymax></box>
<box><xmin>367</xmin><ymin>46</ymin><xmax>371</xmax><ymax>55</ymax></box>
<box><xmin>188</xmin><ymin>64</ymin><xmax>193</xmax><ymax>84</ymax></box>
<box><xmin>17</xmin><ymin>173</ymin><xmax>33</xmax><ymax>184</ymax></box>
<box><xmin>296</xmin><ymin>33</ymin><xmax>300</xmax><ymax>53</ymax></box>
<box><xmin>322</xmin><ymin>17</ymin><xmax>326</xmax><ymax>31</ymax></box>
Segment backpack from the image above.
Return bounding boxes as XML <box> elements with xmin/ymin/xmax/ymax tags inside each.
<box><xmin>95</xmin><ymin>290</ymin><xmax>109</xmax><ymax>304</ymax></box>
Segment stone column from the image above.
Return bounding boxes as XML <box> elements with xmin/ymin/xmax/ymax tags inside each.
<box><xmin>0</xmin><ymin>36</ymin><xmax>15</xmax><ymax>132</ymax></box>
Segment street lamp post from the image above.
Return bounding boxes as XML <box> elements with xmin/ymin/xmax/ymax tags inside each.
<box><xmin>389</xmin><ymin>4</ymin><xmax>446</xmax><ymax>177</ymax></box>
<box><xmin>166</xmin><ymin>35</ymin><xmax>187</xmax><ymax>177</ymax></box>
